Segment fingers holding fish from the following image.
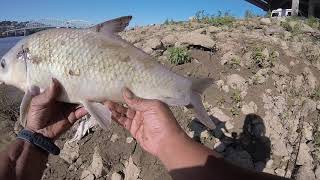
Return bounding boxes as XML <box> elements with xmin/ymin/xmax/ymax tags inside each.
<box><xmin>129</xmin><ymin>111</ymin><xmax>143</xmax><ymax>137</ymax></box>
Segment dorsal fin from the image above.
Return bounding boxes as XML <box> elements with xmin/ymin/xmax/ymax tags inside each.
<box><xmin>89</xmin><ymin>16</ymin><xmax>132</xmax><ymax>34</ymax></box>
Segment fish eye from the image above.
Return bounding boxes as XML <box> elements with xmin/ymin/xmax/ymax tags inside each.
<box><xmin>1</xmin><ymin>59</ymin><xmax>5</xmax><ymax>68</ymax></box>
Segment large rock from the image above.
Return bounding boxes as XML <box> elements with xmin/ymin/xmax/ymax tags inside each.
<box><xmin>81</xmin><ymin>170</ymin><xmax>95</xmax><ymax>180</ymax></box>
<box><xmin>111</xmin><ymin>172</ymin><xmax>123</xmax><ymax>180</ymax></box>
<box><xmin>208</xmin><ymin>26</ymin><xmax>222</xmax><ymax>33</ymax></box>
<box><xmin>260</xmin><ymin>18</ymin><xmax>271</xmax><ymax>25</ymax></box>
<box><xmin>301</xmin><ymin>24</ymin><xmax>317</xmax><ymax>34</ymax></box>
<box><xmin>161</xmin><ymin>34</ymin><xmax>178</xmax><ymax>46</ymax></box>
<box><xmin>249</xmin><ymin>69</ymin><xmax>269</xmax><ymax>85</ymax></box>
<box><xmin>315</xmin><ymin>166</ymin><xmax>320</xmax><ymax>179</ymax></box>
<box><xmin>264</xmin><ymin>26</ymin><xmax>284</xmax><ymax>36</ymax></box>
<box><xmin>59</xmin><ymin>141</ymin><xmax>79</xmax><ymax>164</ymax></box>
<box><xmin>80</xmin><ymin>147</ymin><xmax>105</xmax><ymax>179</ymax></box>
<box><xmin>144</xmin><ymin>38</ymin><xmax>162</xmax><ymax>50</ymax></box>
<box><xmin>301</xmin><ymin>99</ymin><xmax>317</xmax><ymax>117</ymax></box>
<box><xmin>124</xmin><ymin>157</ymin><xmax>140</xmax><ymax>180</ymax></box>
<box><xmin>90</xmin><ymin>147</ymin><xmax>104</xmax><ymax>178</ymax></box>
<box><xmin>226</xmin><ymin>74</ymin><xmax>247</xmax><ymax>93</ymax></box>
<box><xmin>296</xmin><ymin>165</ymin><xmax>316</xmax><ymax>180</ymax></box>
<box><xmin>176</xmin><ymin>32</ymin><xmax>216</xmax><ymax>49</ymax></box>
<box><xmin>209</xmin><ymin>107</ymin><xmax>232</xmax><ymax>122</ymax></box>
<box><xmin>297</xmin><ymin>143</ymin><xmax>313</xmax><ymax>166</ymax></box>
<box><xmin>241</xmin><ymin>101</ymin><xmax>258</xmax><ymax>115</ymax></box>
<box><xmin>272</xmin><ymin>138</ymin><xmax>288</xmax><ymax>157</ymax></box>
<box><xmin>303</xmin><ymin>67</ymin><xmax>317</xmax><ymax>93</ymax></box>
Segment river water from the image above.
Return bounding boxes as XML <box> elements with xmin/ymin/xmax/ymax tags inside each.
<box><xmin>0</xmin><ymin>36</ymin><xmax>23</xmax><ymax>57</ymax></box>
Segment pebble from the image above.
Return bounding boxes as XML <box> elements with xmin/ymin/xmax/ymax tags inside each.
<box><xmin>225</xmin><ymin>121</ymin><xmax>234</xmax><ymax>130</ymax></box>
<box><xmin>214</xmin><ymin>141</ymin><xmax>226</xmax><ymax>152</ymax></box>
<box><xmin>266</xmin><ymin>89</ymin><xmax>272</xmax><ymax>94</ymax></box>
<box><xmin>81</xmin><ymin>170</ymin><xmax>94</xmax><ymax>180</ymax></box>
<box><xmin>266</xmin><ymin>159</ymin><xmax>273</xmax><ymax>168</ymax></box>
<box><xmin>111</xmin><ymin>134</ymin><xmax>119</xmax><ymax>142</ymax></box>
<box><xmin>126</xmin><ymin>137</ymin><xmax>134</xmax><ymax>144</ymax></box>
<box><xmin>275</xmin><ymin>168</ymin><xmax>286</xmax><ymax>177</ymax></box>
<box><xmin>200</xmin><ymin>130</ymin><xmax>210</xmax><ymax>139</ymax></box>
<box><xmin>111</xmin><ymin>172</ymin><xmax>123</xmax><ymax>180</ymax></box>
<box><xmin>289</xmin><ymin>61</ymin><xmax>295</xmax><ymax>66</ymax></box>
<box><xmin>187</xmin><ymin>131</ymin><xmax>195</xmax><ymax>138</ymax></box>
<box><xmin>210</xmin><ymin>107</ymin><xmax>231</xmax><ymax>122</ymax></box>
<box><xmin>241</xmin><ymin>101</ymin><xmax>258</xmax><ymax>115</ymax></box>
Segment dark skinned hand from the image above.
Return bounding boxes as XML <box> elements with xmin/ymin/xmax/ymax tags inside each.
<box><xmin>26</xmin><ymin>79</ymin><xmax>87</xmax><ymax>140</ymax></box>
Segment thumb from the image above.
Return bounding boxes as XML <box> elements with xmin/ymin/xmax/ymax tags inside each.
<box><xmin>34</xmin><ymin>78</ymin><xmax>61</xmax><ymax>104</ymax></box>
<box><xmin>122</xmin><ymin>88</ymin><xmax>153</xmax><ymax>112</ymax></box>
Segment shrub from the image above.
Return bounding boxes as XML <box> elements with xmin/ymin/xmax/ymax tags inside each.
<box><xmin>311</xmin><ymin>86</ymin><xmax>320</xmax><ymax>100</ymax></box>
<box><xmin>251</xmin><ymin>47</ymin><xmax>277</xmax><ymax>68</ymax></box>
<box><xmin>251</xmin><ymin>47</ymin><xmax>267</xmax><ymax>67</ymax></box>
<box><xmin>231</xmin><ymin>90</ymin><xmax>242</xmax><ymax>104</ymax></box>
<box><xmin>306</xmin><ymin>17</ymin><xmax>320</xmax><ymax>29</ymax></box>
<box><xmin>194</xmin><ymin>10</ymin><xmax>235</xmax><ymax>27</ymax></box>
<box><xmin>164</xmin><ymin>19</ymin><xmax>184</xmax><ymax>25</ymax></box>
<box><xmin>280</xmin><ymin>19</ymin><xmax>302</xmax><ymax>36</ymax></box>
<box><xmin>244</xmin><ymin>10</ymin><xmax>259</xmax><ymax>19</ymax></box>
<box><xmin>168</xmin><ymin>47</ymin><xmax>191</xmax><ymax>65</ymax></box>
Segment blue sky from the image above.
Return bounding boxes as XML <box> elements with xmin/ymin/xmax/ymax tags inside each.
<box><xmin>0</xmin><ymin>0</ymin><xmax>264</xmax><ymax>26</ymax></box>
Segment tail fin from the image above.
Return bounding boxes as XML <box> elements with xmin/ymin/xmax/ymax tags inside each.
<box><xmin>189</xmin><ymin>78</ymin><xmax>216</xmax><ymax>129</ymax></box>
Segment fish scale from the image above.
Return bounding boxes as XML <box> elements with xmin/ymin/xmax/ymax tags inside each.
<box><xmin>0</xmin><ymin>16</ymin><xmax>216</xmax><ymax>135</ymax></box>
<box><xmin>25</xmin><ymin>28</ymin><xmax>187</xmax><ymax>103</ymax></box>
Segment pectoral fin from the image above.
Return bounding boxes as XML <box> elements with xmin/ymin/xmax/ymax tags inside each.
<box><xmin>19</xmin><ymin>90</ymin><xmax>33</xmax><ymax>127</ymax></box>
<box><xmin>81</xmin><ymin>101</ymin><xmax>111</xmax><ymax>129</ymax></box>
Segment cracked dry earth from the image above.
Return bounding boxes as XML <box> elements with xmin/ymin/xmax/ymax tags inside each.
<box><xmin>0</xmin><ymin>17</ymin><xmax>320</xmax><ymax>180</ymax></box>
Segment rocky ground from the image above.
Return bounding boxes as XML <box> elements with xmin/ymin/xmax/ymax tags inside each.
<box><xmin>1</xmin><ymin>16</ymin><xmax>320</xmax><ymax>180</ymax></box>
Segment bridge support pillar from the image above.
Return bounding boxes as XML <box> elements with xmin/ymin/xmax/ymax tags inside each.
<box><xmin>24</xmin><ymin>29</ymin><xmax>27</xmax><ymax>36</ymax></box>
<box><xmin>292</xmin><ymin>0</ymin><xmax>300</xmax><ymax>16</ymax></box>
<box><xmin>308</xmin><ymin>0</ymin><xmax>315</xmax><ymax>17</ymax></box>
<box><xmin>14</xmin><ymin>31</ymin><xmax>17</xmax><ymax>36</ymax></box>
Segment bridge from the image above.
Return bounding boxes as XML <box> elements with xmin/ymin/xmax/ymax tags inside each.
<box><xmin>245</xmin><ymin>0</ymin><xmax>320</xmax><ymax>17</ymax></box>
<box><xmin>3</xmin><ymin>18</ymin><xmax>94</xmax><ymax>37</ymax></box>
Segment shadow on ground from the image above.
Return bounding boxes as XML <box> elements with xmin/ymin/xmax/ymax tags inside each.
<box><xmin>189</xmin><ymin>113</ymin><xmax>271</xmax><ymax>172</ymax></box>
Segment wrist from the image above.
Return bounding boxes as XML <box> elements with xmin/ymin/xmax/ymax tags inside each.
<box><xmin>25</xmin><ymin>127</ymin><xmax>55</xmax><ymax>141</ymax></box>
<box><xmin>157</xmin><ymin>131</ymin><xmax>193</xmax><ymax>169</ymax></box>
<box><xmin>157</xmin><ymin>130</ymin><xmax>220</xmax><ymax>171</ymax></box>
<box><xmin>17</xmin><ymin>129</ymin><xmax>60</xmax><ymax>155</ymax></box>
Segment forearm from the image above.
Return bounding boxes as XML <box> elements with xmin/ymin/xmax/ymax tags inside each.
<box><xmin>0</xmin><ymin>139</ymin><xmax>49</xmax><ymax>180</ymax></box>
<box><xmin>158</xmin><ymin>133</ymin><xmax>288</xmax><ymax>180</ymax></box>
<box><xmin>158</xmin><ymin>132</ymin><xmax>221</xmax><ymax>171</ymax></box>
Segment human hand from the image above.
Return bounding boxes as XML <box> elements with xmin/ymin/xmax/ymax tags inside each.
<box><xmin>26</xmin><ymin>79</ymin><xmax>87</xmax><ymax>140</ymax></box>
<box><xmin>104</xmin><ymin>88</ymin><xmax>185</xmax><ymax>157</ymax></box>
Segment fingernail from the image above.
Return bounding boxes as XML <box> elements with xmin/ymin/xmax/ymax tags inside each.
<box><xmin>124</xmin><ymin>88</ymin><xmax>134</xmax><ymax>99</ymax></box>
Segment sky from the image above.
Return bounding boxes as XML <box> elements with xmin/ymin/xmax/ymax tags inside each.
<box><xmin>0</xmin><ymin>0</ymin><xmax>265</xmax><ymax>26</ymax></box>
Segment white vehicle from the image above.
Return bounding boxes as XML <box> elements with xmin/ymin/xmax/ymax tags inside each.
<box><xmin>271</xmin><ymin>8</ymin><xmax>293</xmax><ymax>17</ymax></box>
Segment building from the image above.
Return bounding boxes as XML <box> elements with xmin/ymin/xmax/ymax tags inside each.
<box><xmin>245</xmin><ymin>0</ymin><xmax>320</xmax><ymax>18</ymax></box>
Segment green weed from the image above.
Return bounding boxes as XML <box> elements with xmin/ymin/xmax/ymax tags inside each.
<box><xmin>195</xmin><ymin>10</ymin><xmax>235</xmax><ymax>27</ymax></box>
<box><xmin>230</xmin><ymin>106</ymin><xmax>240</xmax><ymax>116</ymax></box>
<box><xmin>306</xmin><ymin>17</ymin><xmax>320</xmax><ymax>29</ymax></box>
<box><xmin>229</xmin><ymin>58</ymin><xmax>241</xmax><ymax>69</ymax></box>
<box><xmin>163</xmin><ymin>19</ymin><xmax>183</xmax><ymax>25</ymax></box>
<box><xmin>311</xmin><ymin>86</ymin><xmax>320</xmax><ymax>101</ymax></box>
<box><xmin>280</xmin><ymin>20</ymin><xmax>302</xmax><ymax>36</ymax></box>
<box><xmin>244</xmin><ymin>10</ymin><xmax>258</xmax><ymax>19</ymax></box>
<box><xmin>251</xmin><ymin>47</ymin><xmax>267</xmax><ymax>68</ymax></box>
<box><xmin>168</xmin><ymin>47</ymin><xmax>191</xmax><ymax>65</ymax></box>
<box><xmin>231</xmin><ymin>90</ymin><xmax>242</xmax><ymax>104</ymax></box>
